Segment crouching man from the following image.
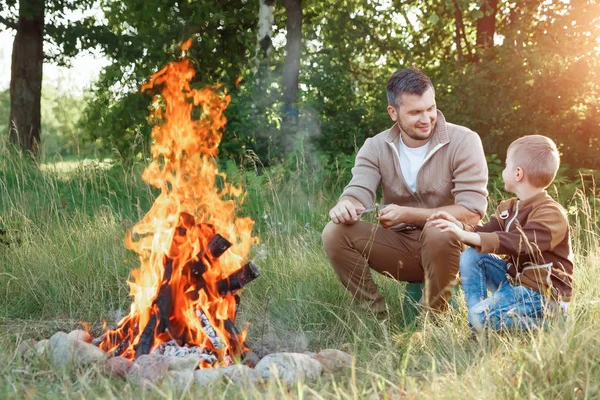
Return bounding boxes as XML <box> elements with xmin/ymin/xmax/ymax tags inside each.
<box><xmin>322</xmin><ymin>67</ymin><xmax>488</xmax><ymax>313</ymax></box>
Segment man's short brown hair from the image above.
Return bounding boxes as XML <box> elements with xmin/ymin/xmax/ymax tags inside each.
<box><xmin>386</xmin><ymin>67</ymin><xmax>433</xmax><ymax>107</ymax></box>
<box><xmin>508</xmin><ymin>135</ymin><xmax>560</xmax><ymax>188</ymax></box>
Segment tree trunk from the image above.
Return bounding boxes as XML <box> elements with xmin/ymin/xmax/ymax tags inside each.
<box><xmin>476</xmin><ymin>0</ymin><xmax>499</xmax><ymax>48</ymax></box>
<box><xmin>282</xmin><ymin>0</ymin><xmax>302</xmax><ymax>123</ymax></box>
<box><xmin>9</xmin><ymin>0</ymin><xmax>45</xmax><ymax>156</ymax></box>
<box><xmin>453</xmin><ymin>3</ymin><xmax>463</xmax><ymax>64</ymax></box>
<box><xmin>451</xmin><ymin>0</ymin><xmax>471</xmax><ymax>63</ymax></box>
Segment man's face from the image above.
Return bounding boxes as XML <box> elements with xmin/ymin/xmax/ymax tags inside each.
<box><xmin>387</xmin><ymin>87</ymin><xmax>437</xmax><ymax>143</ymax></box>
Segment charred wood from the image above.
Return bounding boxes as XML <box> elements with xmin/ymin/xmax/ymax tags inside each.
<box><xmin>109</xmin><ymin>338</ymin><xmax>130</xmax><ymax>358</ymax></box>
<box><xmin>155</xmin><ymin>257</ymin><xmax>174</xmax><ymax>334</ymax></box>
<box><xmin>135</xmin><ymin>313</ymin><xmax>158</xmax><ymax>358</ymax></box>
<box><xmin>223</xmin><ymin>319</ymin><xmax>243</xmax><ymax>355</ymax></box>
<box><xmin>217</xmin><ymin>262</ymin><xmax>260</xmax><ymax>296</ymax></box>
<box><xmin>207</xmin><ymin>234</ymin><xmax>232</xmax><ymax>258</ymax></box>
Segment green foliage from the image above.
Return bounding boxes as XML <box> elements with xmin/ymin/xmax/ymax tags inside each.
<box><xmin>221</xmin><ymin>74</ymin><xmax>284</xmax><ymax>165</ymax></box>
<box><xmin>81</xmin><ymin>85</ymin><xmax>151</xmax><ymax>162</ymax></box>
<box><xmin>79</xmin><ymin>0</ymin><xmax>257</xmax><ymax>162</ymax></box>
<box><xmin>0</xmin><ymin>0</ymin><xmax>116</xmax><ymax>64</ymax></box>
<box><xmin>73</xmin><ymin>0</ymin><xmax>599</xmax><ymax>173</ymax></box>
<box><xmin>39</xmin><ymin>85</ymin><xmax>89</xmax><ymax>157</ymax></box>
<box><xmin>438</xmin><ymin>37</ymin><xmax>600</xmax><ymax>170</ymax></box>
<box><xmin>0</xmin><ymin>87</ymin><xmax>89</xmax><ymax>158</ymax></box>
<box><xmin>303</xmin><ymin>51</ymin><xmax>390</xmax><ymax>157</ymax></box>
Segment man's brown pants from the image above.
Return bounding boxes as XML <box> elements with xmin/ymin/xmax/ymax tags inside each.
<box><xmin>322</xmin><ymin>221</ymin><xmax>463</xmax><ymax>312</ymax></box>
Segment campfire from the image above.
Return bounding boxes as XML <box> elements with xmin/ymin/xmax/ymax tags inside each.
<box><xmin>96</xmin><ymin>39</ymin><xmax>258</xmax><ymax>368</ymax></box>
<box><xmin>16</xmin><ymin>39</ymin><xmax>352</xmax><ymax>388</ymax></box>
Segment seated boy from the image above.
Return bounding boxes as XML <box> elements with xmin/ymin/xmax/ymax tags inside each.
<box><xmin>429</xmin><ymin>135</ymin><xmax>573</xmax><ymax>332</ymax></box>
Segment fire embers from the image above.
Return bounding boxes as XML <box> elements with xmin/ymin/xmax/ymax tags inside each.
<box><xmin>99</xmin><ymin>212</ymin><xmax>260</xmax><ymax>367</ymax></box>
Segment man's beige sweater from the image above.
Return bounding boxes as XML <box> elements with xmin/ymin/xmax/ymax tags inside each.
<box><xmin>341</xmin><ymin>111</ymin><xmax>489</xmax><ymax>222</ymax></box>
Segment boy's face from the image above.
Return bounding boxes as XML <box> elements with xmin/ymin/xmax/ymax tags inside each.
<box><xmin>502</xmin><ymin>149</ymin><xmax>520</xmax><ymax>193</ymax></box>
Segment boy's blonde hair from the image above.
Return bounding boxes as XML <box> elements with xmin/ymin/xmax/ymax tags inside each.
<box><xmin>508</xmin><ymin>135</ymin><xmax>560</xmax><ymax>188</ymax></box>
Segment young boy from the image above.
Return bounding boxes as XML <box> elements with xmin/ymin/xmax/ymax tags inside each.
<box><xmin>429</xmin><ymin>135</ymin><xmax>573</xmax><ymax>332</ymax></box>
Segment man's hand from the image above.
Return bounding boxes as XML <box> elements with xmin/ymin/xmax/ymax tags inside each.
<box><xmin>427</xmin><ymin>211</ymin><xmax>464</xmax><ymax>229</ymax></box>
<box><xmin>329</xmin><ymin>199</ymin><xmax>365</xmax><ymax>224</ymax></box>
<box><xmin>377</xmin><ymin>204</ymin><xmax>412</xmax><ymax>228</ymax></box>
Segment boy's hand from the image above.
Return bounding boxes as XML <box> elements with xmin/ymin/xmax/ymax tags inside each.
<box><xmin>429</xmin><ymin>218</ymin><xmax>482</xmax><ymax>247</ymax></box>
<box><xmin>429</xmin><ymin>218</ymin><xmax>468</xmax><ymax>242</ymax></box>
<box><xmin>427</xmin><ymin>211</ymin><xmax>464</xmax><ymax>229</ymax></box>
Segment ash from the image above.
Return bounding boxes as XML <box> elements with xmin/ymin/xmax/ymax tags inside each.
<box><xmin>151</xmin><ymin>340</ymin><xmax>235</xmax><ymax>366</ymax></box>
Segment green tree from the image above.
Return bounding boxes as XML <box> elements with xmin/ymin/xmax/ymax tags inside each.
<box><xmin>80</xmin><ymin>0</ymin><xmax>257</xmax><ymax>162</ymax></box>
<box><xmin>0</xmin><ymin>0</ymin><xmax>114</xmax><ymax>156</ymax></box>
<box><xmin>436</xmin><ymin>0</ymin><xmax>600</xmax><ymax>169</ymax></box>
<box><xmin>78</xmin><ymin>0</ymin><xmax>599</xmax><ymax>172</ymax></box>
<box><xmin>299</xmin><ymin>0</ymin><xmax>600</xmax><ymax>170</ymax></box>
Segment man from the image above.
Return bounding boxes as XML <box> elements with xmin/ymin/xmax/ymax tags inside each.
<box><xmin>322</xmin><ymin>67</ymin><xmax>488</xmax><ymax>313</ymax></box>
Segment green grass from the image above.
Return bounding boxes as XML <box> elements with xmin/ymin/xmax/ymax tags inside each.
<box><xmin>0</xmin><ymin>149</ymin><xmax>599</xmax><ymax>399</ymax></box>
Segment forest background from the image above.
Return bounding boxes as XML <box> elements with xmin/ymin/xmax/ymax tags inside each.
<box><xmin>0</xmin><ymin>0</ymin><xmax>599</xmax><ymax>398</ymax></box>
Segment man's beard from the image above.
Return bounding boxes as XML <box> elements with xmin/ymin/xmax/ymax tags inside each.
<box><xmin>398</xmin><ymin>119</ymin><xmax>434</xmax><ymax>142</ymax></box>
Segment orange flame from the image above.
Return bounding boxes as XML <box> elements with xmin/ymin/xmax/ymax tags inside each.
<box><xmin>100</xmin><ymin>41</ymin><xmax>256</xmax><ymax>365</ymax></box>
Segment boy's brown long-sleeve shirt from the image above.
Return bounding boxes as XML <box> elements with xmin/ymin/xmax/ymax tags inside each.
<box><xmin>467</xmin><ymin>191</ymin><xmax>574</xmax><ymax>301</ymax></box>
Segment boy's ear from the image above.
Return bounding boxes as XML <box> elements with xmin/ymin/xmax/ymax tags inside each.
<box><xmin>515</xmin><ymin>167</ymin><xmax>524</xmax><ymax>182</ymax></box>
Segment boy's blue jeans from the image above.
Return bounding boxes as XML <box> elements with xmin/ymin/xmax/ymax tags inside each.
<box><xmin>459</xmin><ymin>247</ymin><xmax>548</xmax><ymax>332</ymax></box>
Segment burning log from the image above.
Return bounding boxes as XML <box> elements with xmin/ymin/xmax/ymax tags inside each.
<box><xmin>156</xmin><ymin>257</ymin><xmax>174</xmax><ymax>334</ymax></box>
<box><xmin>135</xmin><ymin>314</ymin><xmax>158</xmax><ymax>358</ymax></box>
<box><xmin>196</xmin><ymin>309</ymin><xmax>226</xmax><ymax>350</ymax></box>
<box><xmin>109</xmin><ymin>338</ymin><xmax>130</xmax><ymax>358</ymax></box>
<box><xmin>134</xmin><ymin>256</ymin><xmax>174</xmax><ymax>358</ymax></box>
<box><xmin>207</xmin><ymin>234</ymin><xmax>232</xmax><ymax>258</ymax></box>
<box><xmin>216</xmin><ymin>262</ymin><xmax>260</xmax><ymax>296</ymax></box>
<box><xmin>223</xmin><ymin>319</ymin><xmax>244</xmax><ymax>356</ymax></box>
<box><xmin>185</xmin><ymin>231</ymin><xmax>232</xmax><ymax>301</ymax></box>
<box><xmin>128</xmin><ymin>221</ymin><xmax>259</xmax><ymax>361</ymax></box>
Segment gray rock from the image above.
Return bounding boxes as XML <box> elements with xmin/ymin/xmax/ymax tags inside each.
<box><xmin>254</xmin><ymin>352</ymin><xmax>322</xmax><ymax>385</ymax></box>
<box><xmin>166</xmin><ymin>370</ymin><xmax>195</xmax><ymax>389</ymax></box>
<box><xmin>103</xmin><ymin>356</ymin><xmax>134</xmax><ymax>379</ymax></box>
<box><xmin>167</xmin><ymin>354</ymin><xmax>201</xmax><ymax>372</ymax></box>
<box><xmin>242</xmin><ymin>351</ymin><xmax>260</xmax><ymax>368</ymax></box>
<box><xmin>16</xmin><ymin>339</ymin><xmax>38</xmax><ymax>360</ymax></box>
<box><xmin>221</xmin><ymin>364</ymin><xmax>262</xmax><ymax>386</ymax></box>
<box><xmin>194</xmin><ymin>368</ymin><xmax>226</xmax><ymax>388</ymax></box>
<box><xmin>35</xmin><ymin>339</ymin><xmax>48</xmax><ymax>357</ymax></box>
<box><xmin>191</xmin><ymin>365</ymin><xmax>263</xmax><ymax>389</ymax></box>
<box><xmin>67</xmin><ymin>329</ymin><xmax>92</xmax><ymax>343</ymax></box>
<box><xmin>315</xmin><ymin>349</ymin><xmax>353</xmax><ymax>373</ymax></box>
<box><xmin>48</xmin><ymin>332</ymin><xmax>107</xmax><ymax>369</ymax></box>
<box><xmin>128</xmin><ymin>354</ymin><xmax>170</xmax><ymax>385</ymax></box>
